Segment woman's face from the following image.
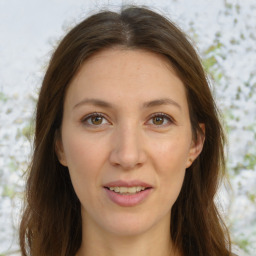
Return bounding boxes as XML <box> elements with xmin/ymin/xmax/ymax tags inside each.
<box><xmin>56</xmin><ymin>48</ymin><xmax>203</xmax><ymax>237</ymax></box>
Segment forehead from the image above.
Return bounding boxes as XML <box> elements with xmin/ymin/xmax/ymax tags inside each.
<box><xmin>65</xmin><ymin>48</ymin><xmax>187</xmax><ymax>109</ymax></box>
<box><xmin>75</xmin><ymin>48</ymin><xmax>176</xmax><ymax>83</ymax></box>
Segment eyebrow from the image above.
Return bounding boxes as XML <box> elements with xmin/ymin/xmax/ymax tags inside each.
<box><xmin>73</xmin><ymin>98</ymin><xmax>181</xmax><ymax>110</ymax></box>
<box><xmin>73</xmin><ymin>99</ymin><xmax>114</xmax><ymax>110</ymax></box>
<box><xmin>142</xmin><ymin>98</ymin><xmax>181</xmax><ymax>110</ymax></box>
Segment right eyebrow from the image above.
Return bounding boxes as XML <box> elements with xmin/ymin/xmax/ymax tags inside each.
<box><xmin>73</xmin><ymin>98</ymin><xmax>114</xmax><ymax>110</ymax></box>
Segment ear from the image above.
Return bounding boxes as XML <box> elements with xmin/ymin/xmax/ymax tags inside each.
<box><xmin>186</xmin><ymin>123</ymin><xmax>205</xmax><ymax>168</ymax></box>
<box><xmin>55</xmin><ymin>130</ymin><xmax>68</xmax><ymax>167</ymax></box>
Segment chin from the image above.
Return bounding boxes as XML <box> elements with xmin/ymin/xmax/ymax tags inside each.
<box><xmin>102</xmin><ymin>211</ymin><xmax>167</xmax><ymax>237</ymax></box>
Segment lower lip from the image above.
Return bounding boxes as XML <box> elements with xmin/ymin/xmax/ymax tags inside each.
<box><xmin>104</xmin><ymin>188</ymin><xmax>152</xmax><ymax>207</ymax></box>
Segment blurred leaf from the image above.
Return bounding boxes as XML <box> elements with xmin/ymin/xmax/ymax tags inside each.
<box><xmin>247</xmin><ymin>192</ymin><xmax>256</xmax><ymax>203</ymax></box>
<box><xmin>2</xmin><ymin>184</ymin><xmax>15</xmax><ymax>198</ymax></box>
<box><xmin>204</xmin><ymin>42</ymin><xmax>223</xmax><ymax>55</ymax></box>
<box><xmin>0</xmin><ymin>92</ymin><xmax>8</xmax><ymax>102</ymax></box>
<box><xmin>202</xmin><ymin>56</ymin><xmax>217</xmax><ymax>73</ymax></box>
<box><xmin>235</xmin><ymin>238</ymin><xmax>250</xmax><ymax>253</ymax></box>
<box><xmin>244</xmin><ymin>153</ymin><xmax>256</xmax><ymax>170</ymax></box>
<box><xmin>22</xmin><ymin>122</ymin><xmax>34</xmax><ymax>142</ymax></box>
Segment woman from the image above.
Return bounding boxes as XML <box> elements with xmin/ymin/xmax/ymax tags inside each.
<box><xmin>19</xmin><ymin>6</ymin><xmax>233</xmax><ymax>256</ymax></box>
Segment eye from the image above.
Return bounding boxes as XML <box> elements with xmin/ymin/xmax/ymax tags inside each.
<box><xmin>147</xmin><ymin>113</ymin><xmax>175</xmax><ymax>127</ymax></box>
<box><xmin>82</xmin><ymin>112</ymin><xmax>110</xmax><ymax>126</ymax></box>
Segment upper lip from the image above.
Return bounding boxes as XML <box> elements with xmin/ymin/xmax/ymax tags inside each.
<box><xmin>103</xmin><ymin>180</ymin><xmax>152</xmax><ymax>188</ymax></box>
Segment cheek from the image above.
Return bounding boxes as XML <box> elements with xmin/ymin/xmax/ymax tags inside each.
<box><xmin>61</xmin><ymin>131</ymin><xmax>108</xmax><ymax>195</ymax></box>
<box><xmin>62</xmin><ymin>135</ymin><xmax>107</xmax><ymax>213</ymax></box>
<box><xmin>151</xmin><ymin>137</ymin><xmax>189</xmax><ymax>203</ymax></box>
<box><xmin>63</xmin><ymin>131</ymin><xmax>106</xmax><ymax>170</ymax></box>
<box><xmin>152</xmin><ymin>136</ymin><xmax>191</xmax><ymax>172</ymax></box>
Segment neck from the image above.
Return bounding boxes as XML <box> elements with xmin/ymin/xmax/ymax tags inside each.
<box><xmin>77</xmin><ymin>231</ymin><xmax>175</xmax><ymax>256</ymax></box>
<box><xmin>76</xmin><ymin>212</ymin><xmax>180</xmax><ymax>256</ymax></box>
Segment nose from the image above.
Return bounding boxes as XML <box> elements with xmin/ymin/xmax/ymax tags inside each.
<box><xmin>109</xmin><ymin>124</ymin><xmax>147</xmax><ymax>170</ymax></box>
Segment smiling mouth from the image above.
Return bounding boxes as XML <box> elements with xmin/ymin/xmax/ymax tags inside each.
<box><xmin>104</xmin><ymin>186</ymin><xmax>149</xmax><ymax>195</ymax></box>
<box><xmin>104</xmin><ymin>183</ymin><xmax>153</xmax><ymax>206</ymax></box>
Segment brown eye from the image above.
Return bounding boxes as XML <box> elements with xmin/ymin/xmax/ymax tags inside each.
<box><xmin>152</xmin><ymin>116</ymin><xmax>164</xmax><ymax>125</ymax></box>
<box><xmin>82</xmin><ymin>113</ymin><xmax>109</xmax><ymax>127</ymax></box>
<box><xmin>147</xmin><ymin>113</ymin><xmax>175</xmax><ymax>127</ymax></box>
<box><xmin>91</xmin><ymin>116</ymin><xmax>103</xmax><ymax>125</ymax></box>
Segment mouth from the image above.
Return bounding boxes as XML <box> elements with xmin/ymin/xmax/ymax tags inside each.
<box><xmin>103</xmin><ymin>180</ymin><xmax>153</xmax><ymax>206</ymax></box>
<box><xmin>104</xmin><ymin>186</ymin><xmax>150</xmax><ymax>195</ymax></box>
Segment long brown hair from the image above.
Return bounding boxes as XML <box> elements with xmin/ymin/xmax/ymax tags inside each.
<box><xmin>20</xmin><ymin>6</ymin><xmax>231</xmax><ymax>256</ymax></box>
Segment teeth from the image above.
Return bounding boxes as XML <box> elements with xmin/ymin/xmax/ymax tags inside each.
<box><xmin>108</xmin><ymin>186</ymin><xmax>146</xmax><ymax>194</ymax></box>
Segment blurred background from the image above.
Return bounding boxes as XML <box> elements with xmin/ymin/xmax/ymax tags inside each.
<box><xmin>0</xmin><ymin>0</ymin><xmax>255</xmax><ymax>255</ymax></box>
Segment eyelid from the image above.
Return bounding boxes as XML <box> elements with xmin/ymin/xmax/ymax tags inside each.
<box><xmin>81</xmin><ymin>112</ymin><xmax>111</xmax><ymax>126</ymax></box>
<box><xmin>147</xmin><ymin>112</ymin><xmax>176</xmax><ymax>126</ymax></box>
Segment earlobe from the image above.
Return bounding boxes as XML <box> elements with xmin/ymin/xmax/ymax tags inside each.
<box><xmin>55</xmin><ymin>131</ymin><xmax>68</xmax><ymax>167</ymax></box>
<box><xmin>186</xmin><ymin>123</ymin><xmax>205</xmax><ymax>168</ymax></box>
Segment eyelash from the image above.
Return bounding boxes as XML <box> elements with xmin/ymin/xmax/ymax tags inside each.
<box><xmin>81</xmin><ymin>112</ymin><xmax>175</xmax><ymax>127</ymax></box>
<box><xmin>81</xmin><ymin>112</ymin><xmax>110</xmax><ymax>126</ymax></box>
<box><xmin>148</xmin><ymin>113</ymin><xmax>176</xmax><ymax>127</ymax></box>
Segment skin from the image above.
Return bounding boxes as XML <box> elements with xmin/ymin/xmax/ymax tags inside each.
<box><xmin>56</xmin><ymin>48</ymin><xmax>204</xmax><ymax>256</ymax></box>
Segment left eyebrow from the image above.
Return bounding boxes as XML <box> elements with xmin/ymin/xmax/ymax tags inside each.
<box><xmin>142</xmin><ymin>98</ymin><xmax>181</xmax><ymax>110</ymax></box>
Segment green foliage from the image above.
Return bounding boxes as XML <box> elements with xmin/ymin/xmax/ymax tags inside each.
<box><xmin>202</xmin><ymin>42</ymin><xmax>224</xmax><ymax>83</ymax></box>
<box><xmin>244</xmin><ymin>153</ymin><xmax>256</xmax><ymax>170</ymax></box>
<box><xmin>204</xmin><ymin>42</ymin><xmax>224</xmax><ymax>55</ymax></box>
<box><xmin>8</xmin><ymin>158</ymin><xmax>19</xmax><ymax>173</ymax></box>
<box><xmin>247</xmin><ymin>192</ymin><xmax>256</xmax><ymax>203</ymax></box>
<box><xmin>234</xmin><ymin>237</ymin><xmax>250</xmax><ymax>253</ymax></box>
<box><xmin>22</xmin><ymin>121</ymin><xmax>35</xmax><ymax>142</ymax></box>
<box><xmin>2</xmin><ymin>184</ymin><xmax>15</xmax><ymax>198</ymax></box>
<box><xmin>203</xmin><ymin>55</ymin><xmax>217</xmax><ymax>73</ymax></box>
<box><xmin>0</xmin><ymin>92</ymin><xmax>8</xmax><ymax>103</ymax></box>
